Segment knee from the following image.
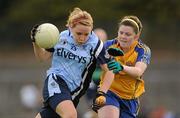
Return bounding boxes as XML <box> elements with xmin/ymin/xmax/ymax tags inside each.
<box><xmin>60</xmin><ymin>110</ymin><xmax>77</xmax><ymax>118</ymax></box>
<box><xmin>55</xmin><ymin>100</ymin><xmax>78</xmax><ymax>118</ymax></box>
<box><xmin>35</xmin><ymin>113</ymin><xmax>41</xmax><ymax>118</ymax></box>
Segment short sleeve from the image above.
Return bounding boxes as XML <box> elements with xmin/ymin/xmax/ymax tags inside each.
<box><xmin>97</xmin><ymin>46</ymin><xmax>109</xmax><ymax>65</ymax></box>
<box><xmin>96</xmin><ymin>39</ymin><xmax>117</xmax><ymax>65</ymax></box>
<box><xmin>136</xmin><ymin>45</ymin><xmax>151</xmax><ymax>64</ymax></box>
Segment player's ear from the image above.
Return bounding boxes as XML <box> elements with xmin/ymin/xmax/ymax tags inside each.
<box><xmin>134</xmin><ymin>33</ymin><xmax>140</xmax><ymax>40</ymax></box>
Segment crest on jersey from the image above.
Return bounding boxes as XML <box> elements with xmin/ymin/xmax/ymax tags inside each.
<box><xmin>50</xmin><ymin>81</ymin><xmax>58</xmax><ymax>88</ymax></box>
<box><xmin>60</xmin><ymin>39</ymin><xmax>67</xmax><ymax>45</ymax></box>
<box><xmin>71</xmin><ymin>44</ymin><xmax>77</xmax><ymax>51</ymax></box>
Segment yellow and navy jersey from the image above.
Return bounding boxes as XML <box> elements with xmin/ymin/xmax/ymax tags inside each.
<box><xmin>101</xmin><ymin>39</ymin><xmax>151</xmax><ymax>99</ymax></box>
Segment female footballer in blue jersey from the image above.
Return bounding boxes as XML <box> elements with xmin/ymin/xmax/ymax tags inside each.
<box><xmin>92</xmin><ymin>16</ymin><xmax>151</xmax><ymax>118</ymax></box>
<box><xmin>31</xmin><ymin>7</ymin><xmax>113</xmax><ymax>118</ymax></box>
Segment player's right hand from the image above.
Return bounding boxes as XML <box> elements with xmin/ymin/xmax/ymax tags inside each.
<box><xmin>30</xmin><ymin>24</ymin><xmax>39</xmax><ymax>42</ymax></box>
<box><xmin>92</xmin><ymin>91</ymin><xmax>106</xmax><ymax>112</ymax></box>
<box><xmin>108</xmin><ymin>60</ymin><xmax>124</xmax><ymax>74</ymax></box>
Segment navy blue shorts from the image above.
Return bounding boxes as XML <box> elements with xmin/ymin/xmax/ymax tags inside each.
<box><xmin>105</xmin><ymin>90</ymin><xmax>140</xmax><ymax>118</ymax></box>
<box><xmin>39</xmin><ymin>74</ymin><xmax>72</xmax><ymax>118</ymax></box>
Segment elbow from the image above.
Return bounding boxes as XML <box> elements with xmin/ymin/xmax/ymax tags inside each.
<box><xmin>34</xmin><ymin>52</ymin><xmax>51</xmax><ymax>62</ymax></box>
<box><xmin>35</xmin><ymin>57</ymin><xmax>45</xmax><ymax>62</ymax></box>
<box><xmin>38</xmin><ymin>58</ymin><xmax>46</xmax><ymax>62</ymax></box>
<box><xmin>135</xmin><ymin>73</ymin><xmax>143</xmax><ymax>78</ymax></box>
<box><xmin>134</xmin><ymin>69</ymin><xmax>144</xmax><ymax>78</ymax></box>
<box><xmin>35</xmin><ymin>56</ymin><xmax>47</xmax><ymax>62</ymax></box>
<box><xmin>125</xmin><ymin>67</ymin><xmax>143</xmax><ymax>78</ymax></box>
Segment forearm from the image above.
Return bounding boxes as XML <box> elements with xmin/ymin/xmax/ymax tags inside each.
<box><xmin>122</xmin><ymin>62</ymin><xmax>147</xmax><ymax>78</ymax></box>
<box><xmin>99</xmin><ymin>70</ymin><xmax>114</xmax><ymax>93</ymax></box>
<box><xmin>92</xmin><ymin>66</ymin><xmax>114</xmax><ymax>112</ymax></box>
<box><xmin>32</xmin><ymin>42</ymin><xmax>52</xmax><ymax>61</ymax></box>
<box><xmin>122</xmin><ymin>65</ymin><xmax>142</xmax><ymax>77</ymax></box>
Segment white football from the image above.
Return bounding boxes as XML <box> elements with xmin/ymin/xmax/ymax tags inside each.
<box><xmin>35</xmin><ymin>23</ymin><xmax>59</xmax><ymax>49</ymax></box>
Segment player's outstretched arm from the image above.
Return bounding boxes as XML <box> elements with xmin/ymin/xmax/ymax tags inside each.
<box><xmin>123</xmin><ymin>62</ymin><xmax>147</xmax><ymax>78</ymax></box>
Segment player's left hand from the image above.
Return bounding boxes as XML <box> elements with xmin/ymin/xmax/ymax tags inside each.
<box><xmin>92</xmin><ymin>91</ymin><xmax>106</xmax><ymax>112</ymax></box>
<box><xmin>107</xmin><ymin>47</ymin><xmax>124</xmax><ymax>56</ymax></box>
<box><xmin>108</xmin><ymin>60</ymin><xmax>124</xmax><ymax>73</ymax></box>
<box><xmin>30</xmin><ymin>24</ymin><xmax>39</xmax><ymax>42</ymax></box>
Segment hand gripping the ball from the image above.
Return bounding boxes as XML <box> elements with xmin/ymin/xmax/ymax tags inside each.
<box><xmin>30</xmin><ymin>24</ymin><xmax>39</xmax><ymax>42</ymax></box>
<box><xmin>30</xmin><ymin>23</ymin><xmax>59</xmax><ymax>49</ymax></box>
<box><xmin>92</xmin><ymin>91</ymin><xmax>106</xmax><ymax>112</ymax></box>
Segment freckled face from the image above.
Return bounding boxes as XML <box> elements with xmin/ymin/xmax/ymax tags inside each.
<box><xmin>71</xmin><ymin>24</ymin><xmax>92</xmax><ymax>44</ymax></box>
<box><xmin>117</xmin><ymin>25</ymin><xmax>137</xmax><ymax>48</ymax></box>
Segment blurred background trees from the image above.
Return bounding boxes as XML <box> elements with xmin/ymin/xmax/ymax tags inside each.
<box><xmin>0</xmin><ymin>0</ymin><xmax>180</xmax><ymax>51</ymax></box>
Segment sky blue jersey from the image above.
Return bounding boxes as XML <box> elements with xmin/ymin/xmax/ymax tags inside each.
<box><xmin>47</xmin><ymin>29</ymin><xmax>107</xmax><ymax>100</ymax></box>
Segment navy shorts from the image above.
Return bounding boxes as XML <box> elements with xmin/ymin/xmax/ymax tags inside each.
<box><xmin>105</xmin><ymin>90</ymin><xmax>140</xmax><ymax>118</ymax></box>
<box><xmin>40</xmin><ymin>74</ymin><xmax>72</xmax><ymax>118</ymax></box>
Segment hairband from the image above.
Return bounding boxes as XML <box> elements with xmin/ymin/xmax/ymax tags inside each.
<box><xmin>121</xmin><ymin>18</ymin><xmax>139</xmax><ymax>33</ymax></box>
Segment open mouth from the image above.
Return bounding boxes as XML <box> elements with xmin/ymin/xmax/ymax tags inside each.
<box><xmin>120</xmin><ymin>40</ymin><xmax>127</xmax><ymax>43</ymax></box>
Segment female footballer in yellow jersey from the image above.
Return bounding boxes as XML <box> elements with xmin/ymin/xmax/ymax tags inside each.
<box><xmin>92</xmin><ymin>16</ymin><xmax>151</xmax><ymax>118</ymax></box>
